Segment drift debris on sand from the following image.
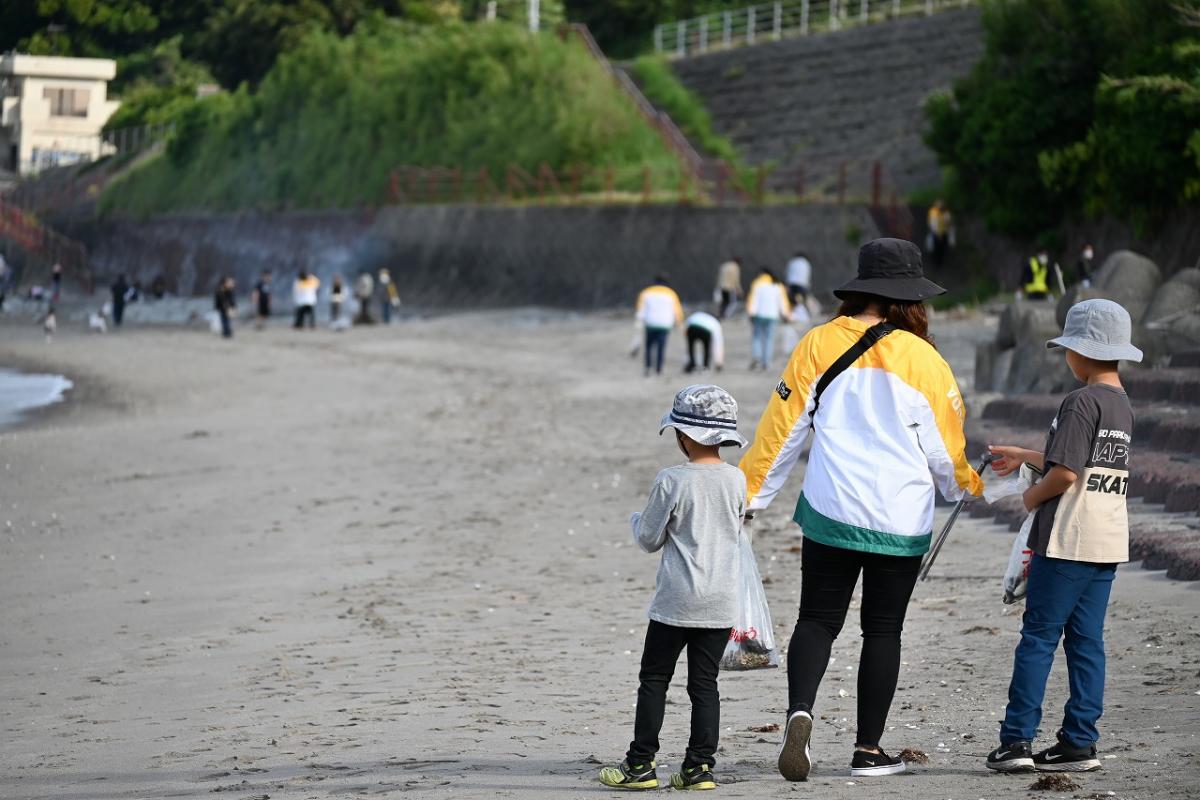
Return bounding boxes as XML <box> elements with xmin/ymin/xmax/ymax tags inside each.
<box><xmin>1029</xmin><ymin>774</ymin><xmax>1082</xmax><ymax>791</ymax></box>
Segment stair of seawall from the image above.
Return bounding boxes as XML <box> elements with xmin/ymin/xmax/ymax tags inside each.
<box><xmin>669</xmin><ymin>8</ymin><xmax>985</xmax><ymax>195</ymax></box>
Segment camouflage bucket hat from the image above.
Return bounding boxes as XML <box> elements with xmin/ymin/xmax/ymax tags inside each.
<box><xmin>659</xmin><ymin>384</ymin><xmax>748</xmax><ymax>448</ymax></box>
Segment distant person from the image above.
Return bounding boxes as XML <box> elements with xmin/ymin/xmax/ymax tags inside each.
<box><xmin>684</xmin><ymin>311</ymin><xmax>725</xmax><ymax>373</ymax></box>
<box><xmin>926</xmin><ymin>200</ymin><xmax>953</xmax><ymax>268</ymax></box>
<box><xmin>1021</xmin><ymin>249</ymin><xmax>1053</xmax><ymax>300</ymax></box>
<box><xmin>636</xmin><ymin>275</ymin><xmax>684</xmax><ymax>377</ymax></box>
<box><xmin>1076</xmin><ymin>244</ymin><xmax>1096</xmax><ymax>288</ymax></box>
<box><xmin>0</xmin><ymin>252</ymin><xmax>9</xmax><ymax>311</ymax></box>
<box><xmin>127</xmin><ymin>280</ymin><xmax>143</xmax><ymax>303</ymax></box>
<box><xmin>292</xmin><ymin>269</ymin><xmax>319</xmax><ymax>329</ymax></box>
<box><xmin>330</xmin><ymin>274</ymin><xmax>347</xmax><ymax>326</ymax></box>
<box><xmin>786</xmin><ymin>251</ymin><xmax>812</xmax><ymax>307</ymax></box>
<box><xmin>354</xmin><ymin>271</ymin><xmax>375</xmax><ymax>325</ymax></box>
<box><xmin>252</xmin><ymin>270</ymin><xmax>273</xmax><ymax>330</ymax></box>
<box><xmin>214</xmin><ymin>276</ymin><xmax>236</xmax><ymax>339</ymax></box>
<box><xmin>597</xmin><ymin>384</ymin><xmax>748</xmax><ymax>791</ymax></box>
<box><xmin>379</xmin><ymin>268</ymin><xmax>401</xmax><ymax>324</ymax></box>
<box><xmin>150</xmin><ymin>274</ymin><xmax>167</xmax><ymax>300</ymax></box>
<box><xmin>746</xmin><ymin>267</ymin><xmax>791</xmax><ymax>371</ymax></box>
<box><xmin>715</xmin><ymin>258</ymin><xmax>743</xmax><ymax>319</ymax></box>
<box><xmin>42</xmin><ymin>305</ymin><xmax>57</xmax><ymax>342</ymax></box>
<box><xmin>51</xmin><ymin>263</ymin><xmax>63</xmax><ymax>303</ymax></box>
<box><xmin>111</xmin><ymin>274</ymin><xmax>129</xmax><ymax>327</ymax></box>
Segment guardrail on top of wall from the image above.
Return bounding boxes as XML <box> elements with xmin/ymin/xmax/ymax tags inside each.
<box><xmin>654</xmin><ymin>0</ymin><xmax>973</xmax><ymax>57</ymax></box>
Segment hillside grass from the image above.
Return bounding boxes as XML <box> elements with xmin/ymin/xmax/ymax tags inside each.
<box><xmin>629</xmin><ymin>54</ymin><xmax>738</xmax><ymax>163</ymax></box>
<box><xmin>101</xmin><ymin>19</ymin><xmax>684</xmax><ymax>216</ymax></box>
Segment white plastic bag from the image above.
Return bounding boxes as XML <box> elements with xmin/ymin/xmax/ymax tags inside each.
<box><xmin>1003</xmin><ymin>513</ymin><xmax>1036</xmax><ymax>604</ymax></box>
<box><xmin>721</xmin><ymin>534</ymin><xmax>779</xmax><ymax>671</ymax></box>
<box><xmin>983</xmin><ymin>462</ymin><xmax>1036</xmax><ymax>504</ymax></box>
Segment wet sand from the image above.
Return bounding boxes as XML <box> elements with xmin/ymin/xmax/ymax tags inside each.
<box><xmin>1</xmin><ymin>311</ymin><xmax>1197</xmax><ymax>799</ymax></box>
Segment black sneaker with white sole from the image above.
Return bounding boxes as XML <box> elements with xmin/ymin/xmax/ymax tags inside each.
<box><xmin>777</xmin><ymin>709</ymin><xmax>813</xmax><ymax>781</ymax></box>
<box><xmin>1033</xmin><ymin>735</ymin><xmax>1101</xmax><ymax>772</ymax></box>
<box><xmin>849</xmin><ymin>748</ymin><xmax>906</xmax><ymax>776</ymax></box>
<box><xmin>986</xmin><ymin>741</ymin><xmax>1035</xmax><ymax>772</ymax></box>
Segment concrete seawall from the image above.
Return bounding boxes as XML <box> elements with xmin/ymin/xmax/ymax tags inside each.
<box><xmin>79</xmin><ymin>204</ymin><xmax>880</xmax><ymax>307</ymax></box>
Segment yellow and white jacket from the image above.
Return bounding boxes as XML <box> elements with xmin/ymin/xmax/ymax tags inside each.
<box><xmin>636</xmin><ymin>284</ymin><xmax>685</xmax><ymax>330</ymax></box>
<box><xmin>739</xmin><ymin>316</ymin><xmax>983</xmax><ymax>556</ymax></box>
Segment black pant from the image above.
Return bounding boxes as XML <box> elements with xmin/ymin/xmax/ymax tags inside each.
<box><xmin>628</xmin><ymin>620</ymin><xmax>731</xmax><ymax>769</ymax></box>
<box><xmin>293</xmin><ymin>305</ymin><xmax>315</xmax><ymax>328</ymax></box>
<box><xmin>112</xmin><ymin>300</ymin><xmax>125</xmax><ymax>326</ymax></box>
<box><xmin>685</xmin><ymin>326</ymin><xmax>711</xmax><ymax>372</ymax></box>
<box><xmin>787</xmin><ymin>537</ymin><xmax>922</xmax><ymax>748</ymax></box>
<box><xmin>718</xmin><ymin>290</ymin><xmax>734</xmax><ymax>319</ymax></box>
<box><xmin>219</xmin><ymin>310</ymin><xmax>232</xmax><ymax>338</ymax></box>
<box><xmin>644</xmin><ymin>328</ymin><xmax>668</xmax><ymax>374</ymax></box>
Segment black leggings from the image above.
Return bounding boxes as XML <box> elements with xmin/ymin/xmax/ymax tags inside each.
<box><xmin>787</xmin><ymin>537</ymin><xmax>922</xmax><ymax>748</ymax></box>
<box><xmin>628</xmin><ymin>621</ymin><xmax>731</xmax><ymax>769</ymax></box>
<box><xmin>686</xmin><ymin>325</ymin><xmax>711</xmax><ymax>371</ymax></box>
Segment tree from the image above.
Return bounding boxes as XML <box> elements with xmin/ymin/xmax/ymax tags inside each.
<box><xmin>925</xmin><ymin>0</ymin><xmax>1198</xmax><ymax>236</ymax></box>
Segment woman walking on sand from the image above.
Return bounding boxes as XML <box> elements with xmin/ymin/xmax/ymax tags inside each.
<box><xmin>739</xmin><ymin>239</ymin><xmax>983</xmax><ymax>781</ymax></box>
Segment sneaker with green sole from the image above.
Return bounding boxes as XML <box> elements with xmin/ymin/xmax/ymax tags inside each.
<box><xmin>598</xmin><ymin>759</ymin><xmax>658</xmax><ymax>790</ymax></box>
<box><xmin>670</xmin><ymin>763</ymin><xmax>716</xmax><ymax>790</ymax></box>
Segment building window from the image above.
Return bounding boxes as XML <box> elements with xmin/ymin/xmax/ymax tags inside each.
<box><xmin>43</xmin><ymin>87</ymin><xmax>90</xmax><ymax>117</ymax></box>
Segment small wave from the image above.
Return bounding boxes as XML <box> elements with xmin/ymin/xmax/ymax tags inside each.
<box><xmin>0</xmin><ymin>369</ymin><xmax>74</xmax><ymax>429</ymax></box>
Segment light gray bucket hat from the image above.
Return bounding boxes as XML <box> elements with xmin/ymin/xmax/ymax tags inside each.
<box><xmin>1047</xmin><ymin>299</ymin><xmax>1143</xmax><ymax>362</ymax></box>
<box><xmin>659</xmin><ymin>384</ymin><xmax>748</xmax><ymax>448</ymax></box>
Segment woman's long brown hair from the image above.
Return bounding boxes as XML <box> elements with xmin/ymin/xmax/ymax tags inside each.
<box><xmin>835</xmin><ymin>292</ymin><xmax>935</xmax><ymax>347</ymax></box>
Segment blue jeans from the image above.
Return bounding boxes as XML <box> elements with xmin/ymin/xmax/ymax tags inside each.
<box><xmin>751</xmin><ymin>317</ymin><xmax>778</xmax><ymax>367</ymax></box>
<box><xmin>1000</xmin><ymin>554</ymin><xmax>1116</xmax><ymax>748</ymax></box>
<box><xmin>644</xmin><ymin>327</ymin><xmax>669</xmax><ymax>374</ymax></box>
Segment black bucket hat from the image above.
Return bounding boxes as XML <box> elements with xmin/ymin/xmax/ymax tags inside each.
<box><xmin>833</xmin><ymin>238</ymin><xmax>946</xmax><ymax>302</ymax></box>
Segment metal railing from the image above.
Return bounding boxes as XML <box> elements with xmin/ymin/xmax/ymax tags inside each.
<box><xmin>102</xmin><ymin>121</ymin><xmax>175</xmax><ymax>158</ymax></box>
<box><xmin>654</xmin><ymin>0</ymin><xmax>973</xmax><ymax>57</ymax></box>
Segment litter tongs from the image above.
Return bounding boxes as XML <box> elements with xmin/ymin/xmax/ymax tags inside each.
<box><xmin>918</xmin><ymin>453</ymin><xmax>999</xmax><ymax>582</ymax></box>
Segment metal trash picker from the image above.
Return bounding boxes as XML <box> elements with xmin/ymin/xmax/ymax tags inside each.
<box><xmin>918</xmin><ymin>453</ymin><xmax>998</xmax><ymax>583</ymax></box>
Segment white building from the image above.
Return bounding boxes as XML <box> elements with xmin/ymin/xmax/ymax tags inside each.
<box><xmin>0</xmin><ymin>54</ymin><xmax>120</xmax><ymax>175</ymax></box>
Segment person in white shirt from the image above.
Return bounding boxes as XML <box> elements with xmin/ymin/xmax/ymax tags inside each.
<box><xmin>684</xmin><ymin>312</ymin><xmax>725</xmax><ymax>373</ymax></box>
<box><xmin>746</xmin><ymin>268</ymin><xmax>792</xmax><ymax>370</ymax></box>
<box><xmin>786</xmin><ymin>251</ymin><xmax>812</xmax><ymax>307</ymax></box>
<box><xmin>292</xmin><ymin>270</ymin><xmax>320</xmax><ymax>329</ymax></box>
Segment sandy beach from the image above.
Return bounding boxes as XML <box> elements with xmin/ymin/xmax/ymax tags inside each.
<box><xmin>1</xmin><ymin>310</ymin><xmax>1198</xmax><ymax>800</ymax></box>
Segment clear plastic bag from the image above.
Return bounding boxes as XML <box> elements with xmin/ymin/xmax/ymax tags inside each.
<box><xmin>720</xmin><ymin>534</ymin><xmax>780</xmax><ymax>671</ymax></box>
<box><xmin>983</xmin><ymin>462</ymin><xmax>1036</xmax><ymax>504</ymax></box>
<box><xmin>1003</xmin><ymin>512</ymin><xmax>1036</xmax><ymax>604</ymax></box>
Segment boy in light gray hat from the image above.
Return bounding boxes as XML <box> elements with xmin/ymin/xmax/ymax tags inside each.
<box><xmin>599</xmin><ymin>385</ymin><xmax>748</xmax><ymax>792</ymax></box>
<box><xmin>985</xmin><ymin>299</ymin><xmax>1141</xmax><ymax>774</ymax></box>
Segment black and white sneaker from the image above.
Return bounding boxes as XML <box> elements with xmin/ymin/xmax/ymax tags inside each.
<box><xmin>850</xmin><ymin>748</ymin><xmax>905</xmax><ymax>777</ymax></box>
<box><xmin>986</xmin><ymin>741</ymin><xmax>1035</xmax><ymax>772</ymax></box>
<box><xmin>1033</xmin><ymin>735</ymin><xmax>1101</xmax><ymax>772</ymax></box>
<box><xmin>777</xmin><ymin>709</ymin><xmax>813</xmax><ymax>781</ymax></box>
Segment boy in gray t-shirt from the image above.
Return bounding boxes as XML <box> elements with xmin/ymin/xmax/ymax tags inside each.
<box><xmin>599</xmin><ymin>385</ymin><xmax>748</xmax><ymax>792</ymax></box>
<box><xmin>985</xmin><ymin>300</ymin><xmax>1140</xmax><ymax>774</ymax></box>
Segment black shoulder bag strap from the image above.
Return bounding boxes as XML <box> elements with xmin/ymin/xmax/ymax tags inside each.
<box><xmin>808</xmin><ymin>322</ymin><xmax>896</xmax><ymax>429</ymax></box>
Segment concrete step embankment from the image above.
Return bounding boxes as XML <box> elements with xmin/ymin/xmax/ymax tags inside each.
<box><xmin>965</xmin><ymin>410</ymin><xmax>1200</xmax><ymax>583</ymax></box>
<box><xmin>670</xmin><ymin>8</ymin><xmax>985</xmax><ymax>194</ymax></box>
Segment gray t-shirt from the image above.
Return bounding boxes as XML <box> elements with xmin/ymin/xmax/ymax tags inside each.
<box><xmin>631</xmin><ymin>462</ymin><xmax>747</xmax><ymax>628</ymax></box>
<box><xmin>1029</xmin><ymin>383</ymin><xmax>1133</xmax><ymax>563</ymax></box>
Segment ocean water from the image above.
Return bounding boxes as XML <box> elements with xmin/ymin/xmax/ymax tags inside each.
<box><xmin>0</xmin><ymin>369</ymin><xmax>74</xmax><ymax>429</ymax></box>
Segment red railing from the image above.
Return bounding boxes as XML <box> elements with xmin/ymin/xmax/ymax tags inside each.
<box><xmin>0</xmin><ymin>196</ymin><xmax>93</xmax><ymax>293</ymax></box>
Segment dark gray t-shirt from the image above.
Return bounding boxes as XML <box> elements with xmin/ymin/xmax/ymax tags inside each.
<box><xmin>1029</xmin><ymin>383</ymin><xmax>1133</xmax><ymax>563</ymax></box>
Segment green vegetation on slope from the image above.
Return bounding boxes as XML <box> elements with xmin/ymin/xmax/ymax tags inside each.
<box><xmin>925</xmin><ymin>0</ymin><xmax>1200</xmax><ymax>237</ymax></box>
<box><xmin>99</xmin><ymin>20</ymin><xmax>682</xmax><ymax>215</ymax></box>
<box><xmin>630</xmin><ymin>55</ymin><xmax>738</xmax><ymax>162</ymax></box>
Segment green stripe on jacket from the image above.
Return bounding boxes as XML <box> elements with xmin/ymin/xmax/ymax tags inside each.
<box><xmin>794</xmin><ymin>493</ymin><xmax>932</xmax><ymax>557</ymax></box>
